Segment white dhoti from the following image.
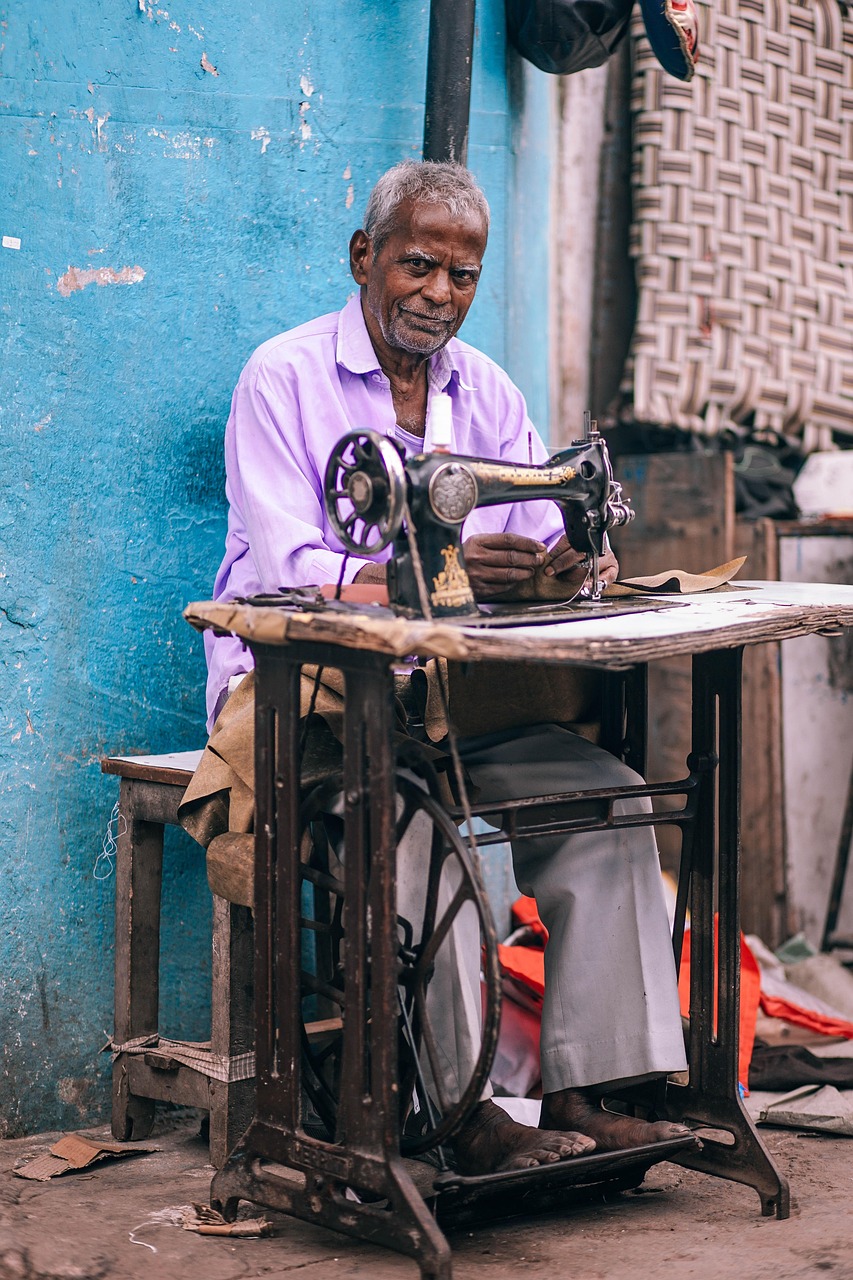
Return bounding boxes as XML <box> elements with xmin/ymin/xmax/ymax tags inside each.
<box><xmin>396</xmin><ymin>723</ymin><xmax>687</xmax><ymax>1105</ymax></box>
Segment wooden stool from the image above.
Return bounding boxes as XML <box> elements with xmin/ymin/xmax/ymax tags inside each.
<box><xmin>101</xmin><ymin>752</ymin><xmax>254</xmax><ymax>1168</ymax></box>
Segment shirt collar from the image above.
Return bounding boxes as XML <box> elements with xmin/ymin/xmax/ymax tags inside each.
<box><xmin>335</xmin><ymin>293</ymin><xmax>467</xmax><ymax>391</ymax></box>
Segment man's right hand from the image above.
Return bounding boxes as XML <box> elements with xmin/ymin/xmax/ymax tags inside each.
<box><xmin>462</xmin><ymin>533</ymin><xmax>547</xmax><ymax>600</ymax></box>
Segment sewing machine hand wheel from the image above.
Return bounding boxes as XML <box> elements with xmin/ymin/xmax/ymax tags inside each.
<box><xmin>298</xmin><ymin>767</ymin><xmax>501</xmax><ymax>1157</ymax></box>
<box><xmin>324</xmin><ymin>430</ymin><xmax>407</xmax><ymax>557</ymax></box>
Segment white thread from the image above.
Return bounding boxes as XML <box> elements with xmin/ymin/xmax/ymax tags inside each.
<box><xmin>94</xmin><ymin>800</ymin><xmax>126</xmax><ymax>880</ymax></box>
<box><xmin>129</xmin><ymin>1205</ymin><xmax>195</xmax><ymax>1251</ymax></box>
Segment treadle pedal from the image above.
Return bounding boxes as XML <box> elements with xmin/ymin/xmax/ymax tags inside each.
<box><xmin>430</xmin><ymin>1134</ymin><xmax>700</xmax><ymax>1228</ymax></box>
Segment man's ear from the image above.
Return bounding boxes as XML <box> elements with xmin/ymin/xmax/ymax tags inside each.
<box><xmin>349</xmin><ymin>229</ymin><xmax>372</xmax><ymax>285</ymax></box>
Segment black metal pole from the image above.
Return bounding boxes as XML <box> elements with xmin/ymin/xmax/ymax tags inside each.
<box><xmin>423</xmin><ymin>0</ymin><xmax>476</xmax><ymax>164</ymax></box>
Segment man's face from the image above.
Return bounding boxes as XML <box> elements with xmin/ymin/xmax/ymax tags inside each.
<box><xmin>350</xmin><ymin>198</ymin><xmax>488</xmax><ymax>359</ymax></box>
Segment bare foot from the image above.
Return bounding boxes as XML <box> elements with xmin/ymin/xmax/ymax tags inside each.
<box><xmin>452</xmin><ymin>1099</ymin><xmax>595</xmax><ymax>1175</ymax></box>
<box><xmin>540</xmin><ymin>1087</ymin><xmax>695</xmax><ymax>1152</ymax></box>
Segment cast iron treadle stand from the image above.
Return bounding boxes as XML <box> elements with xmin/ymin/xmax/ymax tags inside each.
<box><xmin>660</xmin><ymin>650</ymin><xmax>790</xmax><ymax>1218</ymax></box>
<box><xmin>210</xmin><ymin>638</ymin><xmax>789</xmax><ymax>1279</ymax></box>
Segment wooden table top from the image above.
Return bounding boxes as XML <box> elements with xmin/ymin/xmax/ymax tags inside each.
<box><xmin>184</xmin><ymin>581</ymin><xmax>853</xmax><ymax>670</ymax></box>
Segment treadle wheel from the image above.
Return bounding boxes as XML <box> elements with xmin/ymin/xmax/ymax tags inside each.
<box><xmin>298</xmin><ymin>765</ymin><xmax>501</xmax><ymax>1155</ymax></box>
<box><xmin>323</xmin><ymin>429</ymin><xmax>407</xmax><ymax>556</ymax></box>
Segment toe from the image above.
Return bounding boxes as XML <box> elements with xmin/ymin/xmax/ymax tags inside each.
<box><xmin>500</xmin><ymin>1153</ymin><xmax>541</xmax><ymax>1172</ymax></box>
<box><xmin>539</xmin><ymin>1128</ymin><xmax>596</xmax><ymax>1158</ymax></box>
<box><xmin>652</xmin><ymin>1121</ymin><xmax>694</xmax><ymax>1141</ymax></box>
<box><xmin>565</xmin><ymin>1134</ymin><xmax>596</xmax><ymax>1156</ymax></box>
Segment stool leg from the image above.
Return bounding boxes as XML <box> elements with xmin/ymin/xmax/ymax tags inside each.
<box><xmin>112</xmin><ymin>779</ymin><xmax>161</xmax><ymax>1141</ymax></box>
<box><xmin>208</xmin><ymin>897</ymin><xmax>255</xmax><ymax>1168</ymax></box>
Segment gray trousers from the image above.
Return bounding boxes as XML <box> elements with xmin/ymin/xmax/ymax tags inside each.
<box><xmin>396</xmin><ymin>723</ymin><xmax>687</xmax><ymax>1105</ymax></box>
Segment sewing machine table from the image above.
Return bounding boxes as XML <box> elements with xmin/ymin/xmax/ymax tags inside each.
<box><xmin>184</xmin><ymin>582</ymin><xmax>853</xmax><ymax>1279</ymax></box>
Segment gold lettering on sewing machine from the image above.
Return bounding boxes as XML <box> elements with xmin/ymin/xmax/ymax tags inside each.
<box><xmin>431</xmin><ymin>544</ymin><xmax>475</xmax><ymax>610</ymax></box>
<box><xmin>472</xmin><ymin>462</ymin><xmax>577</xmax><ymax>487</ymax></box>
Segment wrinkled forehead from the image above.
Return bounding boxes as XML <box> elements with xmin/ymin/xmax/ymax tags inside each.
<box><xmin>384</xmin><ymin>197</ymin><xmax>488</xmax><ymax>255</ymax></box>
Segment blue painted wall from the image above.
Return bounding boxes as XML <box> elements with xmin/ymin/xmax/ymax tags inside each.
<box><xmin>0</xmin><ymin>1</ymin><xmax>553</xmax><ymax>1134</ymax></box>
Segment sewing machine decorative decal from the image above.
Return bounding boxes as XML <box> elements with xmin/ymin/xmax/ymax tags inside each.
<box><xmin>323</xmin><ymin>412</ymin><xmax>634</xmax><ymax>618</ymax></box>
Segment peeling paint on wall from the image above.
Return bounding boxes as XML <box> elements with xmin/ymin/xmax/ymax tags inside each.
<box><xmin>251</xmin><ymin>127</ymin><xmax>270</xmax><ymax>155</ymax></box>
<box><xmin>55</xmin><ymin>265</ymin><xmax>146</xmax><ymax>297</ymax></box>
<box><xmin>147</xmin><ymin>127</ymin><xmax>217</xmax><ymax>159</ymax></box>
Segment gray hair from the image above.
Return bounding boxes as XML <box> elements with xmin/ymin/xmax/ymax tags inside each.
<box><xmin>363</xmin><ymin>161</ymin><xmax>490</xmax><ymax>254</ymax></box>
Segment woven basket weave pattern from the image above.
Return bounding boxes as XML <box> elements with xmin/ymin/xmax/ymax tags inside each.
<box><xmin>627</xmin><ymin>0</ymin><xmax>853</xmax><ymax>438</ymax></box>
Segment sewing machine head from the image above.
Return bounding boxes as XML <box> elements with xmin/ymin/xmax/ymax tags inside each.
<box><xmin>323</xmin><ymin>412</ymin><xmax>634</xmax><ymax>618</ymax></box>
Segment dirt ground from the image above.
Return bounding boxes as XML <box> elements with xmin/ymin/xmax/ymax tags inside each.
<box><xmin>2</xmin><ymin>1112</ymin><xmax>853</xmax><ymax>1280</ymax></box>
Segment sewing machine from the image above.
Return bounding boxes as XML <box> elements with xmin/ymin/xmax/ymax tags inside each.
<box><xmin>323</xmin><ymin>412</ymin><xmax>634</xmax><ymax>617</ymax></box>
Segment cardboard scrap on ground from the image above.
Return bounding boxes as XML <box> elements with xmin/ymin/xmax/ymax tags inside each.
<box><xmin>14</xmin><ymin>1133</ymin><xmax>160</xmax><ymax>1181</ymax></box>
<box><xmin>758</xmin><ymin>1085</ymin><xmax>853</xmax><ymax>1136</ymax></box>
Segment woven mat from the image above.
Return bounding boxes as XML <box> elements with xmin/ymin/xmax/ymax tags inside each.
<box><xmin>625</xmin><ymin>0</ymin><xmax>853</xmax><ymax>444</ymax></box>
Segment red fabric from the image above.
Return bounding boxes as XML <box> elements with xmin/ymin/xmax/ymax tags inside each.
<box><xmin>758</xmin><ymin>995</ymin><xmax>853</xmax><ymax>1041</ymax></box>
<box><xmin>677</xmin><ymin>924</ymin><xmax>761</xmax><ymax>1093</ymax></box>
<box><xmin>511</xmin><ymin>895</ymin><xmax>549</xmax><ymax>942</ymax></box>
<box><xmin>498</xmin><ymin>942</ymin><xmax>545</xmax><ymax>998</ymax></box>
<box><xmin>506</xmin><ymin>899</ymin><xmax>853</xmax><ymax>1097</ymax></box>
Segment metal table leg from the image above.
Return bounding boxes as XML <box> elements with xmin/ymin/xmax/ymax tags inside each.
<box><xmin>211</xmin><ymin>643</ymin><xmax>452</xmax><ymax>1279</ymax></box>
<box><xmin>663</xmin><ymin>647</ymin><xmax>790</xmax><ymax>1219</ymax></box>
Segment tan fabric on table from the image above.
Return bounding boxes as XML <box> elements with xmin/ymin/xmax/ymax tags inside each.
<box><xmin>178</xmin><ymin>659</ymin><xmax>602</xmax><ymax>849</ymax></box>
<box><xmin>446</xmin><ymin>660</ymin><xmax>601</xmax><ymax>742</ymax></box>
<box><xmin>505</xmin><ymin>556</ymin><xmax>747</xmax><ymax>603</ymax></box>
<box><xmin>178</xmin><ymin>666</ymin><xmax>349</xmax><ymax>847</ymax></box>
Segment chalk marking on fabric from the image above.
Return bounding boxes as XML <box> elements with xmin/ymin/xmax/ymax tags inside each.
<box><xmin>2</xmin><ymin>236</ymin><xmax>21</xmax><ymax>250</ymax></box>
<box><xmin>57</xmin><ymin>265</ymin><xmax>145</xmax><ymax>297</ymax></box>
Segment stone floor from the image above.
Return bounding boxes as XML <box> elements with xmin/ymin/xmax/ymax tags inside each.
<box><xmin>2</xmin><ymin>1111</ymin><xmax>853</xmax><ymax>1280</ymax></box>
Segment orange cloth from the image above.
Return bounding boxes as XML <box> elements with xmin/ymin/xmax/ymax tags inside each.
<box><xmin>511</xmin><ymin>894</ymin><xmax>549</xmax><ymax>942</ymax></box>
<box><xmin>677</xmin><ymin>923</ymin><xmax>761</xmax><ymax>1093</ymax></box>
<box><xmin>500</xmin><ymin>895</ymin><xmax>547</xmax><ymax>996</ymax></box>
<box><xmin>757</xmin><ymin>994</ymin><xmax>853</xmax><ymax>1041</ymax></box>
<box><xmin>506</xmin><ymin>897</ymin><xmax>762</xmax><ymax>1094</ymax></box>
<box><xmin>497</xmin><ymin>942</ymin><xmax>545</xmax><ymax>998</ymax></box>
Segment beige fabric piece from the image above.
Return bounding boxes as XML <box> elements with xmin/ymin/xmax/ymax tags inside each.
<box><xmin>179</xmin><ymin>659</ymin><xmax>603</xmax><ymax>852</ymax></box>
<box><xmin>606</xmin><ymin>555</ymin><xmax>747</xmax><ymax>597</ymax></box>
<box><xmin>499</xmin><ymin>556</ymin><xmax>746</xmax><ymax>603</ymax></box>
<box><xmin>206</xmin><ymin>832</ymin><xmax>255</xmax><ymax>907</ymax></box>
<box><xmin>180</xmin><ymin>665</ymin><xmax>359</xmax><ymax>847</ymax></box>
<box><xmin>446</xmin><ymin>660</ymin><xmax>601</xmax><ymax>741</ymax></box>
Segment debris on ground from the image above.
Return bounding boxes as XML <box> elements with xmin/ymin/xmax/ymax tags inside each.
<box><xmin>181</xmin><ymin>1203</ymin><xmax>274</xmax><ymax>1237</ymax></box>
<box><xmin>13</xmin><ymin>1133</ymin><xmax>160</xmax><ymax>1181</ymax></box>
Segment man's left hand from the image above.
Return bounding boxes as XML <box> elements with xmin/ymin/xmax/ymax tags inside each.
<box><xmin>542</xmin><ymin>537</ymin><xmax>619</xmax><ymax>591</ymax></box>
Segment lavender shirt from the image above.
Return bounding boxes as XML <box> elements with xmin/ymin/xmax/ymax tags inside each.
<box><xmin>204</xmin><ymin>294</ymin><xmax>564</xmax><ymax>728</ymax></box>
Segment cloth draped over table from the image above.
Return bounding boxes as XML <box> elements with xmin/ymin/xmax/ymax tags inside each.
<box><xmin>177</xmin><ymin>661</ymin><xmax>601</xmax><ymax>851</ymax></box>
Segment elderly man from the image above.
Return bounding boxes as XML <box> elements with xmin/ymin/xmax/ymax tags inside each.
<box><xmin>205</xmin><ymin>160</ymin><xmax>690</xmax><ymax>1175</ymax></box>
